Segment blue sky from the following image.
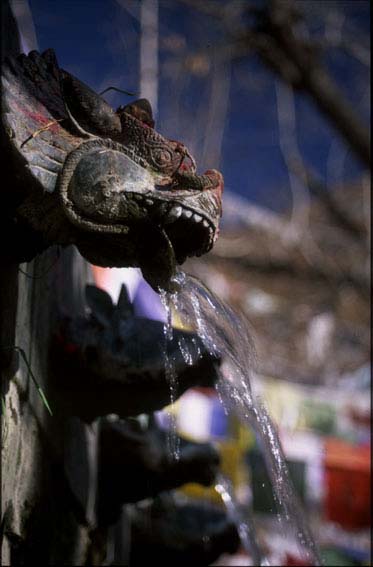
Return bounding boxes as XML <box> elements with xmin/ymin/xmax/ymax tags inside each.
<box><xmin>29</xmin><ymin>0</ymin><xmax>370</xmax><ymax>212</ymax></box>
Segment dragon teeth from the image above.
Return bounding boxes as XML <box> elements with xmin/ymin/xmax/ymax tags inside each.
<box><xmin>166</xmin><ymin>206</ymin><xmax>182</xmax><ymax>223</ymax></box>
<box><xmin>145</xmin><ymin>198</ymin><xmax>154</xmax><ymax>206</ymax></box>
<box><xmin>160</xmin><ymin>203</ymin><xmax>210</xmax><ymax>230</ymax></box>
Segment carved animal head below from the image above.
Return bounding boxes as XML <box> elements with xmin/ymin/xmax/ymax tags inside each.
<box><xmin>97</xmin><ymin>416</ymin><xmax>221</xmax><ymax>526</ymax></box>
<box><xmin>128</xmin><ymin>494</ymin><xmax>240</xmax><ymax>565</ymax></box>
<box><xmin>51</xmin><ymin>285</ymin><xmax>220</xmax><ymax>422</ymax></box>
<box><xmin>2</xmin><ymin>49</ymin><xmax>224</xmax><ymax>291</ymax></box>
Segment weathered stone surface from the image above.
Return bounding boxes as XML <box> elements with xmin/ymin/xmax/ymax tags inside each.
<box><xmin>1</xmin><ymin>247</ymin><xmax>96</xmax><ymax>565</ymax></box>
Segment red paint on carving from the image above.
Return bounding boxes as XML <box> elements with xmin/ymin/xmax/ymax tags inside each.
<box><xmin>25</xmin><ymin>110</ymin><xmax>50</xmax><ymax>124</ymax></box>
<box><xmin>25</xmin><ymin>111</ymin><xmax>62</xmax><ymax>133</ymax></box>
<box><xmin>178</xmin><ymin>163</ymin><xmax>189</xmax><ymax>172</ymax></box>
<box><xmin>11</xmin><ymin>99</ymin><xmax>62</xmax><ymax>133</ymax></box>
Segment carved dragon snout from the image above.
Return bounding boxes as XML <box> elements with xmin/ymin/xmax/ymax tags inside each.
<box><xmin>97</xmin><ymin>417</ymin><xmax>221</xmax><ymax>526</ymax></box>
<box><xmin>2</xmin><ymin>49</ymin><xmax>224</xmax><ymax>291</ymax></box>
<box><xmin>128</xmin><ymin>496</ymin><xmax>240</xmax><ymax>565</ymax></box>
<box><xmin>51</xmin><ymin>285</ymin><xmax>220</xmax><ymax>422</ymax></box>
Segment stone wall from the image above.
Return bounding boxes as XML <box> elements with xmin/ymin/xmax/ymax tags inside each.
<box><xmin>1</xmin><ymin>246</ymin><xmax>97</xmax><ymax>565</ymax></box>
<box><xmin>1</xmin><ymin>3</ymin><xmax>98</xmax><ymax>561</ymax></box>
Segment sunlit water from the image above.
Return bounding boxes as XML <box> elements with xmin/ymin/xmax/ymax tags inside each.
<box><xmin>160</xmin><ymin>290</ymin><xmax>181</xmax><ymax>461</ymax></box>
<box><xmin>161</xmin><ymin>271</ymin><xmax>322</xmax><ymax>566</ymax></box>
<box><xmin>215</xmin><ymin>473</ymin><xmax>264</xmax><ymax>566</ymax></box>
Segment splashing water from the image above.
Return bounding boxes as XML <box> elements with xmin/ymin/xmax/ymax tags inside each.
<box><xmin>160</xmin><ymin>290</ymin><xmax>180</xmax><ymax>461</ymax></box>
<box><xmin>162</xmin><ymin>270</ymin><xmax>322</xmax><ymax>566</ymax></box>
<box><xmin>215</xmin><ymin>473</ymin><xmax>264</xmax><ymax>566</ymax></box>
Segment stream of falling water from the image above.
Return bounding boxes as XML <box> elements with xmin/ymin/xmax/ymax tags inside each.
<box><xmin>215</xmin><ymin>473</ymin><xmax>265</xmax><ymax>566</ymax></box>
<box><xmin>160</xmin><ymin>290</ymin><xmax>181</xmax><ymax>461</ymax></box>
<box><xmin>161</xmin><ymin>271</ymin><xmax>323</xmax><ymax>566</ymax></box>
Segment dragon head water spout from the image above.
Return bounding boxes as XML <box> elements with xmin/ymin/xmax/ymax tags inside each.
<box><xmin>2</xmin><ymin>49</ymin><xmax>224</xmax><ymax>291</ymax></box>
<box><xmin>129</xmin><ymin>494</ymin><xmax>240</xmax><ymax>565</ymax></box>
<box><xmin>97</xmin><ymin>416</ymin><xmax>221</xmax><ymax>526</ymax></box>
<box><xmin>51</xmin><ymin>284</ymin><xmax>220</xmax><ymax>422</ymax></box>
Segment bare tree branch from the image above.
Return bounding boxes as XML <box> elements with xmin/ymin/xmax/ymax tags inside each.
<box><xmin>288</xmin><ymin>159</ymin><xmax>368</xmax><ymax>241</ymax></box>
<box><xmin>246</xmin><ymin>0</ymin><xmax>370</xmax><ymax>167</ymax></box>
<box><xmin>200</xmin><ymin>53</ymin><xmax>231</xmax><ymax>171</ymax></box>
<box><xmin>274</xmin><ymin>80</ymin><xmax>312</xmax><ymax>241</ymax></box>
<box><xmin>210</xmin><ymin>252</ymin><xmax>369</xmax><ymax>298</ymax></box>
<box><xmin>275</xmin><ymin>81</ymin><xmax>367</xmax><ymax>241</ymax></box>
<box><xmin>321</xmin><ymin>6</ymin><xmax>370</xmax><ymax>67</ymax></box>
<box><xmin>178</xmin><ymin>0</ymin><xmax>371</xmax><ymax>167</ymax></box>
<box><xmin>273</xmin><ymin>79</ymin><xmax>358</xmax><ymax>287</ymax></box>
